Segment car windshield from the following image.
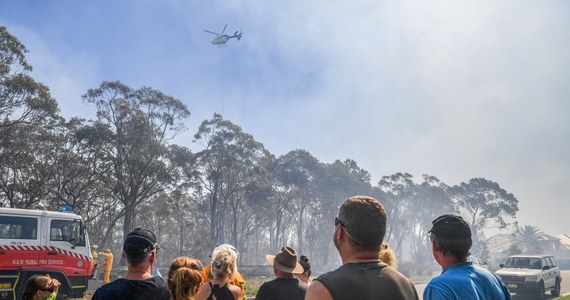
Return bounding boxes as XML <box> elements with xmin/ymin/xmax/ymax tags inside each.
<box><xmin>505</xmin><ymin>257</ymin><xmax>542</xmax><ymax>269</ymax></box>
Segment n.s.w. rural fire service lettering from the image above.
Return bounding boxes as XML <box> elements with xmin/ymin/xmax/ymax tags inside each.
<box><xmin>0</xmin><ymin>245</ymin><xmax>91</xmax><ymax>261</ymax></box>
<box><xmin>10</xmin><ymin>259</ymin><xmax>64</xmax><ymax>265</ymax></box>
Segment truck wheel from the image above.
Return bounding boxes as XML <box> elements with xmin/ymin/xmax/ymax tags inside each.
<box><xmin>551</xmin><ymin>277</ymin><xmax>561</xmax><ymax>297</ymax></box>
<box><xmin>537</xmin><ymin>281</ymin><xmax>546</xmax><ymax>299</ymax></box>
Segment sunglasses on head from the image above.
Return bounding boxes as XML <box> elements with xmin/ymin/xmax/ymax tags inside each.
<box><xmin>335</xmin><ymin>216</ymin><xmax>347</xmax><ymax>228</ymax></box>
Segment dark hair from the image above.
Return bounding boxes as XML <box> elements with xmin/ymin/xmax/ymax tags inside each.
<box><xmin>298</xmin><ymin>255</ymin><xmax>311</xmax><ymax>276</ymax></box>
<box><xmin>168</xmin><ymin>257</ymin><xmax>203</xmax><ymax>300</ymax></box>
<box><xmin>430</xmin><ymin>233</ymin><xmax>471</xmax><ymax>259</ymax></box>
<box><xmin>125</xmin><ymin>249</ymin><xmax>152</xmax><ymax>266</ymax></box>
<box><xmin>339</xmin><ymin>195</ymin><xmax>386</xmax><ymax>251</ymax></box>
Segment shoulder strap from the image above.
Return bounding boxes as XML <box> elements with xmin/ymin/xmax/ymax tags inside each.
<box><xmin>206</xmin><ymin>282</ymin><xmax>215</xmax><ymax>300</ymax></box>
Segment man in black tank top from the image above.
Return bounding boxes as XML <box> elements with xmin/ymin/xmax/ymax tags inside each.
<box><xmin>305</xmin><ymin>196</ymin><xmax>418</xmax><ymax>300</ymax></box>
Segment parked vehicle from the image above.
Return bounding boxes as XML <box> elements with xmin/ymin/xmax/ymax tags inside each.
<box><xmin>495</xmin><ymin>254</ymin><xmax>561</xmax><ymax>298</ymax></box>
<box><xmin>467</xmin><ymin>255</ymin><xmax>488</xmax><ymax>269</ymax></box>
<box><xmin>0</xmin><ymin>208</ymin><xmax>93</xmax><ymax>300</ymax></box>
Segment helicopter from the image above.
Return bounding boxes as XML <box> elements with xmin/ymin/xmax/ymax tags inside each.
<box><xmin>204</xmin><ymin>24</ymin><xmax>242</xmax><ymax>46</ymax></box>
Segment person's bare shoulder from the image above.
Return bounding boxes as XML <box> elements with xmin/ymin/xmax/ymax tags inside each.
<box><xmin>229</xmin><ymin>284</ymin><xmax>242</xmax><ymax>300</ymax></box>
<box><xmin>305</xmin><ymin>280</ymin><xmax>332</xmax><ymax>300</ymax></box>
<box><xmin>195</xmin><ymin>282</ymin><xmax>210</xmax><ymax>300</ymax></box>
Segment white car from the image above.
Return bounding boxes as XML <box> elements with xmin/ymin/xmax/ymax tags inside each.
<box><xmin>495</xmin><ymin>255</ymin><xmax>561</xmax><ymax>298</ymax></box>
<box><xmin>467</xmin><ymin>256</ymin><xmax>488</xmax><ymax>268</ymax></box>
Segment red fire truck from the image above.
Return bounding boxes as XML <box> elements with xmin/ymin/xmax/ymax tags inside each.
<box><xmin>0</xmin><ymin>208</ymin><xmax>93</xmax><ymax>299</ymax></box>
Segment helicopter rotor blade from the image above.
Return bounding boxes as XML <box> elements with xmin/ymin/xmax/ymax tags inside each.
<box><xmin>221</xmin><ymin>24</ymin><xmax>227</xmax><ymax>34</ymax></box>
<box><xmin>204</xmin><ymin>30</ymin><xmax>220</xmax><ymax>35</ymax></box>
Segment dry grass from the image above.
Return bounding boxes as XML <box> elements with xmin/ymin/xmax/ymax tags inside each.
<box><xmin>244</xmin><ymin>276</ymin><xmax>270</xmax><ymax>298</ymax></box>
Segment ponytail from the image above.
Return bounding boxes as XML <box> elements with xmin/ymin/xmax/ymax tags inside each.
<box><xmin>170</xmin><ymin>267</ymin><xmax>203</xmax><ymax>300</ymax></box>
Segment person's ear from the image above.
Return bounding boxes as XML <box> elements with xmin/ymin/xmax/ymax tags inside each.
<box><xmin>431</xmin><ymin>239</ymin><xmax>439</xmax><ymax>252</ymax></box>
<box><xmin>334</xmin><ymin>225</ymin><xmax>342</xmax><ymax>239</ymax></box>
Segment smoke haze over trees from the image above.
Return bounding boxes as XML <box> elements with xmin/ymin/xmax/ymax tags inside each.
<box><xmin>0</xmin><ymin>26</ymin><xmax>523</xmax><ymax>267</ymax></box>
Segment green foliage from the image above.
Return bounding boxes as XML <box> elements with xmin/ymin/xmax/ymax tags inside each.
<box><xmin>514</xmin><ymin>225</ymin><xmax>545</xmax><ymax>253</ymax></box>
<box><xmin>0</xmin><ymin>26</ymin><xmax>59</xmax><ymax>130</ymax></box>
<box><xmin>80</xmin><ymin>80</ymin><xmax>191</xmax><ymax>241</ymax></box>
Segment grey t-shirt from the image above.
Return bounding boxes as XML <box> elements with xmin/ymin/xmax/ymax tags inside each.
<box><xmin>315</xmin><ymin>261</ymin><xmax>418</xmax><ymax>300</ymax></box>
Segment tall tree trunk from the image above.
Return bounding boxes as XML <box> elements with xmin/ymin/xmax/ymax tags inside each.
<box><xmin>210</xmin><ymin>180</ymin><xmax>218</xmax><ymax>242</ymax></box>
<box><xmin>123</xmin><ymin>203</ymin><xmax>135</xmax><ymax>243</ymax></box>
<box><xmin>297</xmin><ymin>206</ymin><xmax>305</xmax><ymax>254</ymax></box>
<box><xmin>179</xmin><ymin>223</ymin><xmax>184</xmax><ymax>256</ymax></box>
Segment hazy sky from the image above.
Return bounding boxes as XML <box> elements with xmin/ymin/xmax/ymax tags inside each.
<box><xmin>1</xmin><ymin>1</ymin><xmax>568</xmax><ymax>236</ymax></box>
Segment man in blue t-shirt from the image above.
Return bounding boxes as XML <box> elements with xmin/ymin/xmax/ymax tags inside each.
<box><xmin>424</xmin><ymin>214</ymin><xmax>511</xmax><ymax>300</ymax></box>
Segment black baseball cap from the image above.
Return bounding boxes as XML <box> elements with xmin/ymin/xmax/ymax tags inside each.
<box><xmin>429</xmin><ymin>214</ymin><xmax>471</xmax><ymax>239</ymax></box>
<box><xmin>123</xmin><ymin>227</ymin><xmax>158</xmax><ymax>254</ymax></box>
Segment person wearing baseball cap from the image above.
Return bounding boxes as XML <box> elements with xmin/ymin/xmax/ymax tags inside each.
<box><xmin>255</xmin><ymin>246</ymin><xmax>308</xmax><ymax>300</ymax></box>
<box><xmin>92</xmin><ymin>228</ymin><xmax>170</xmax><ymax>300</ymax></box>
<box><xmin>424</xmin><ymin>214</ymin><xmax>511</xmax><ymax>300</ymax></box>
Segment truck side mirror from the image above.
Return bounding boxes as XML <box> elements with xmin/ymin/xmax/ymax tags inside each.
<box><xmin>500</xmin><ymin>263</ymin><xmax>504</xmax><ymax>268</ymax></box>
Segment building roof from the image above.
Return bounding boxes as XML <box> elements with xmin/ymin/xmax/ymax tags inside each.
<box><xmin>486</xmin><ymin>233</ymin><xmax>515</xmax><ymax>253</ymax></box>
<box><xmin>486</xmin><ymin>233</ymin><xmax>568</xmax><ymax>253</ymax></box>
<box><xmin>556</xmin><ymin>234</ymin><xmax>570</xmax><ymax>250</ymax></box>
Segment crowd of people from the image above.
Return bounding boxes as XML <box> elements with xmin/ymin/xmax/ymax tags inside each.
<box><xmin>27</xmin><ymin>195</ymin><xmax>511</xmax><ymax>300</ymax></box>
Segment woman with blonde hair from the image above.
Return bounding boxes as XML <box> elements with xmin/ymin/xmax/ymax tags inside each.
<box><xmin>379</xmin><ymin>241</ymin><xmax>398</xmax><ymax>268</ymax></box>
<box><xmin>196</xmin><ymin>247</ymin><xmax>242</xmax><ymax>300</ymax></box>
<box><xmin>21</xmin><ymin>274</ymin><xmax>61</xmax><ymax>300</ymax></box>
<box><xmin>168</xmin><ymin>257</ymin><xmax>204</xmax><ymax>300</ymax></box>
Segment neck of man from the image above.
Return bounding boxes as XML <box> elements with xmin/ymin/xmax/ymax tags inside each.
<box><xmin>275</xmin><ymin>269</ymin><xmax>296</xmax><ymax>279</ymax></box>
<box><xmin>438</xmin><ymin>253</ymin><xmax>465</xmax><ymax>270</ymax></box>
<box><xmin>339</xmin><ymin>243</ymin><xmax>379</xmax><ymax>264</ymax></box>
<box><xmin>342</xmin><ymin>251</ymin><xmax>380</xmax><ymax>264</ymax></box>
<box><xmin>126</xmin><ymin>264</ymin><xmax>153</xmax><ymax>280</ymax></box>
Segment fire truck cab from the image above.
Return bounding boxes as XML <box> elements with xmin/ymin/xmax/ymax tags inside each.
<box><xmin>0</xmin><ymin>208</ymin><xmax>93</xmax><ymax>300</ymax></box>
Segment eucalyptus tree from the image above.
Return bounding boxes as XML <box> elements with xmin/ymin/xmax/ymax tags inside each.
<box><xmin>244</xmin><ymin>155</ymin><xmax>290</xmax><ymax>254</ymax></box>
<box><xmin>0</xmin><ymin>26</ymin><xmax>59</xmax><ymax>130</ymax></box>
<box><xmin>448</xmin><ymin>177</ymin><xmax>519</xmax><ymax>253</ymax></box>
<box><xmin>0</xmin><ymin>123</ymin><xmax>55</xmax><ymax>208</ymax></box>
<box><xmin>48</xmin><ymin>118</ymin><xmax>117</xmax><ymax>218</ymax></box>
<box><xmin>311</xmin><ymin>159</ymin><xmax>373</xmax><ymax>264</ymax></box>
<box><xmin>316</xmin><ymin>159</ymin><xmax>372</xmax><ymax>207</ymax></box>
<box><xmin>193</xmin><ymin>113</ymin><xmax>269</xmax><ymax>246</ymax></box>
<box><xmin>0</xmin><ymin>26</ymin><xmax>59</xmax><ymax>208</ymax></box>
<box><xmin>409</xmin><ymin>175</ymin><xmax>453</xmax><ymax>263</ymax></box>
<box><xmin>376</xmin><ymin>172</ymin><xmax>419</xmax><ymax>257</ymax></box>
<box><xmin>270</xmin><ymin>149</ymin><xmax>321</xmax><ymax>254</ymax></box>
<box><xmin>81</xmin><ymin>81</ymin><xmax>190</xmax><ymax>240</ymax></box>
